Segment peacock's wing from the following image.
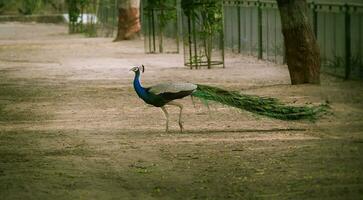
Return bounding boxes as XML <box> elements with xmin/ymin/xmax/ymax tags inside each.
<box><xmin>147</xmin><ymin>82</ymin><xmax>197</xmax><ymax>101</ymax></box>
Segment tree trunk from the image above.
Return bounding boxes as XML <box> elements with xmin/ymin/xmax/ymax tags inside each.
<box><xmin>114</xmin><ymin>0</ymin><xmax>140</xmax><ymax>41</ymax></box>
<box><xmin>277</xmin><ymin>0</ymin><xmax>320</xmax><ymax>84</ymax></box>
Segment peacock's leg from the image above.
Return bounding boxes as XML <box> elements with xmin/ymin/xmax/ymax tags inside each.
<box><xmin>167</xmin><ymin>101</ymin><xmax>184</xmax><ymax>132</ymax></box>
<box><xmin>161</xmin><ymin>106</ymin><xmax>169</xmax><ymax>132</ymax></box>
<box><xmin>190</xmin><ymin>96</ymin><xmax>196</xmax><ymax>108</ymax></box>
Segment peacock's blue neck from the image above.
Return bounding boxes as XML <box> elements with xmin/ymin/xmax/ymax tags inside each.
<box><xmin>133</xmin><ymin>71</ymin><xmax>149</xmax><ymax>100</ymax></box>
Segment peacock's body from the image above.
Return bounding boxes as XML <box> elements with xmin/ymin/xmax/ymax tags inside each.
<box><xmin>130</xmin><ymin>65</ymin><xmax>325</xmax><ymax>132</ymax></box>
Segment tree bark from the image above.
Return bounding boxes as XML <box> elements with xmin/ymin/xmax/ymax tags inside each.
<box><xmin>277</xmin><ymin>0</ymin><xmax>320</xmax><ymax>84</ymax></box>
<box><xmin>114</xmin><ymin>0</ymin><xmax>140</xmax><ymax>41</ymax></box>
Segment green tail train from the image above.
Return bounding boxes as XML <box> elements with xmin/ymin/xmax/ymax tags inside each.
<box><xmin>192</xmin><ymin>84</ymin><xmax>327</xmax><ymax>120</ymax></box>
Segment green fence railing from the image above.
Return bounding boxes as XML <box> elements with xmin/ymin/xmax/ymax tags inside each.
<box><xmin>223</xmin><ymin>0</ymin><xmax>363</xmax><ymax>79</ymax></box>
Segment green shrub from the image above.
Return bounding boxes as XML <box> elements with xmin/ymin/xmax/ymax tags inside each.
<box><xmin>18</xmin><ymin>0</ymin><xmax>41</xmax><ymax>15</ymax></box>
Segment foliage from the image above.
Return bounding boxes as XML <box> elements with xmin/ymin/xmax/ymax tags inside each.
<box><xmin>154</xmin><ymin>1</ymin><xmax>176</xmax><ymax>31</ymax></box>
<box><xmin>182</xmin><ymin>0</ymin><xmax>223</xmax><ymax>68</ymax></box>
<box><xmin>0</xmin><ymin>0</ymin><xmax>64</xmax><ymax>15</ymax></box>
<box><xmin>181</xmin><ymin>0</ymin><xmax>223</xmax><ymax>33</ymax></box>
<box><xmin>42</xmin><ymin>0</ymin><xmax>64</xmax><ymax>11</ymax></box>
<box><xmin>0</xmin><ymin>0</ymin><xmax>5</xmax><ymax>14</ymax></box>
<box><xmin>96</xmin><ymin>0</ymin><xmax>118</xmax><ymax>37</ymax></box>
<box><xmin>145</xmin><ymin>0</ymin><xmax>175</xmax><ymax>9</ymax></box>
<box><xmin>70</xmin><ymin>0</ymin><xmax>118</xmax><ymax>37</ymax></box>
<box><xmin>143</xmin><ymin>0</ymin><xmax>178</xmax><ymax>53</ymax></box>
<box><xmin>144</xmin><ymin>0</ymin><xmax>177</xmax><ymax>28</ymax></box>
<box><xmin>18</xmin><ymin>0</ymin><xmax>42</xmax><ymax>15</ymax></box>
<box><xmin>66</xmin><ymin>0</ymin><xmax>98</xmax><ymax>35</ymax></box>
<box><xmin>67</xmin><ymin>0</ymin><xmax>90</xmax><ymax>24</ymax></box>
<box><xmin>193</xmin><ymin>84</ymin><xmax>328</xmax><ymax>121</ymax></box>
<box><xmin>67</xmin><ymin>0</ymin><xmax>80</xmax><ymax>23</ymax></box>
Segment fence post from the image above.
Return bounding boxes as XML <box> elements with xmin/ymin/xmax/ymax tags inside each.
<box><xmin>221</xmin><ymin>0</ymin><xmax>226</xmax><ymax>68</ymax></box>
<box><xmin>237</xmin><ymin>4</ymin><xmax>241</xmax><ymax>53</ymax></box>
<box><xmin>312</xmin><ymin>1</ymin><xmax>318</xmax><ymax>38</ymax></box>
<box><xmin>258</xmin><ymin>1</ymin><xmax>263</xmax><ymax>59</ymax></box>
<box><xmin>345</xmin><ymin>4</ymin><xmax>351</xmax><ymax>80</ymax></box>
<box><xmin>175</xmin><ymin>0</ymin><xmax>180</xmax><ymax>53</ymax></box>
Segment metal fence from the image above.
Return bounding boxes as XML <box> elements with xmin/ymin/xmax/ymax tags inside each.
<box><xmin>141</xmin><ymin>0</ymin><xmax>180</xmax><ymax>54</ymax></box>
<box><xmin>96</xmin><ymin>0</ymin><xmax>118</xmax><ymax>37</ymax></box>
<box><xmin>67</xmin><ymin>0</ymin><xmax>118</xmax><ymax>37</ymax></box>
<box><xmin>223</xmin><ymin>0</ymin><xmax>363</xmax><ymax>79</ymax></box>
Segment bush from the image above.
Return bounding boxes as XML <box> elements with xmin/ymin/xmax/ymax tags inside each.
<box><xmin>18</xmin><ymin>0</ymin><xmax>41</xmax><ymax>15</ymax></box>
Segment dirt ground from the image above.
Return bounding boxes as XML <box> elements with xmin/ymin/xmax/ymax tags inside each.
<box><xmin>0</xmin><ymin>22</ymin><xmax>362</xmax><ymax>200</ymax></box>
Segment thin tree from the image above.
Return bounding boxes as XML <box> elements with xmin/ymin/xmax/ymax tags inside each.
<box><xmin>277</xmin><ymin>0</ymin><xmax>320</xmax><ymax>84</ymax></box>
<box><xmin>114</xmin><ymin>0</ymin><xmax>140</xmax><ymax>41</ymax></box>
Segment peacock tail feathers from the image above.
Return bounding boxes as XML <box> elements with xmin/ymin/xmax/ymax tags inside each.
<box><xmin>192</xmin><ymin>84</ymin><xmax>327</xmax><ymax>120</ymax></box>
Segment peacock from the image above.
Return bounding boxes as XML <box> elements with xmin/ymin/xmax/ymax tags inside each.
<box><xmin>130</xmin><ymin>65</ymin><xmax>325</xmax><ymax>132</ymax></box>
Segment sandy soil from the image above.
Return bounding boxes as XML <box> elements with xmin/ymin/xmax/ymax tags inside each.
<box><xmin>0</xmin><ymin>22</ymin><xmax>362</xmax><ymax>199</ymax></box>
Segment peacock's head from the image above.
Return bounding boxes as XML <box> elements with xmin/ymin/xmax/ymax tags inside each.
<box><xmin>130</xmin><ymin>65</ymin><xmax>145</xmax><ymax>74</ymax></box>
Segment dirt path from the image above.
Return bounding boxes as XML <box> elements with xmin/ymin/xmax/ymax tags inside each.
<box><xmin>0</xmin><ymin>22</ymin><xmax>362</xmax><ymax>199</ymax></box>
